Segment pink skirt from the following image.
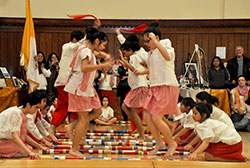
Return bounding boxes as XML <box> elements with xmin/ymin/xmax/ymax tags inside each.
<box><xmin>144</xmin><ymin>85</ymin><xmax>179</xmax><ymax>115</ymax></box>
<box><xmin>68</xmin><ymin>89</ymin><xmax>101</xmax><ymax>112</ymax></box>
<box><xmin>124</xmin><ymin>86</ymin><xmax>149</xmax><ymax>108</ymax></box>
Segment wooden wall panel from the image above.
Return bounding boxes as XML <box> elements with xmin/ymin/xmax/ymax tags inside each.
<box><xmin>1</xmin><ymin>18</ymin><xmax>250</xmax><ymax>78</ymax></box>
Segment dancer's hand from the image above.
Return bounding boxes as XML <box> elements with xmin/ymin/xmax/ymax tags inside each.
<box><xmin>29</xmin><ymin>152</ymin><xmax>40</xmax><ymax>160</ymax></box>
<box><xmin>93</xmin><ymin>19</ymin><xmax>101</xmax><ymax>29</ymax></box>
<box><xmin>148</xmin><ymin>32</ymin><xmax>157</xmax><ymax>43</ymax></box>
<box><xmin>188</xmin><ymin>152</ymin><xmax>198</xmax><ymax>160</ymax></box>
<box><xmin>102</xmin><ymin>61</ymin><xmax>113</xmax><ymax>69</ymax></box>
<box><xmin>184</xmin><ymin>144</ymin><xmax>194</xmax><ymax>151</ymax></box>
<box><xmin>115</xmin><ymin>28</ymin><xmax>121</xmax><ymax>35</ymax></box>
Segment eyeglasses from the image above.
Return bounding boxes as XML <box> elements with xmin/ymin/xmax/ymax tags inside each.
<box><xmin>143</xmin><ymin>39</ymin><xmax>151</xmax><ymax>43</ymax></box>
<box><xmin>238</xmin><ymin>79</ymin><xmax>245</xmax><ymax>82</ymax></box>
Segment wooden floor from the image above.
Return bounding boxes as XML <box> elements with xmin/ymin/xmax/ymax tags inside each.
<box><xmin>1</xmin><ymin>124</ymin><xmax>250</xmax><ymax>168</ymax></box>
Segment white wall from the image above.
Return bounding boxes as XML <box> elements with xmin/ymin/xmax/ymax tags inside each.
<box><xmin>0</xmin><ymin>0</ymin><xmax>249</xmax><ymax>19</ymax></box>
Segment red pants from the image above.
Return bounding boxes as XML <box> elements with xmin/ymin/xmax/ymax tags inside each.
<box><xmin>51</xmin><ymin>86</ymin><xmax>78</xmax><ymax>126</ymax></box>
<box><xmin>131</xmin><ymin>108</ymin><xmax>143</xmax><ymax>131</ymax></box>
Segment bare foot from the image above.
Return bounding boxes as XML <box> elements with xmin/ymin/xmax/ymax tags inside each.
<box><xmin>65</xmin><ymin>124</ymin><xmax>73</xmax><ymax>139</ymax></box>
<box><xmin>69</xmin><ymin>149</ymin><xmax>84</xmax><ymax>158</ymax></box>
<box><xmin>163</xmin><ymin>141</ymin><xmax>177</xmax><ymax>158</ymax></box>
<box><xmin>131</xmin><ymin>129</ymin><xmax>138</xmax><ymax>134</ymax></box>
<box><xmin>148</xmin><ymin>142</ymin><xmax>165</xmax><ymax>155</ymax></box>
<box><xmin>80</xmin><ymin>137</ymin><xmax>88</xmax><ymax>145</ymax></box>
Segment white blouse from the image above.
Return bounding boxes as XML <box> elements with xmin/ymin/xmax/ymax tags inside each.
<box><xmin>194</xmin><ymin>118</ymin><xmax>242</xmax><ymax>145</ymax></box>
<box><xmin>171</xmin><ymin>103</ymin><xmax>184</xmax><ymax>121</ymax></box>
<box><xmin>0</xmin><ymin>106</ymin><xmax>23</xmax><ymax>139</ymax></box>
<box><xmin>55</xmin><ymin>38</ymin><xmax>86</xmax><ymax>87</ymax></box>
<box><xmin>99</xmin><ymin>73</ymin><xmax>113</xmax><ymax>91</ymax></box>
<box><xmin>211</xmin><ymin>105</ymin><xmax>234</xmax><ymax>128</ymax></box>
<box><xmin>148</xmin><ymin>39</ymin><xmax>179</xmax><ymax>87</ymax></box>
<box><xmin>128</xmin><ymin>53</ymin><xmax>148</xmax><ymax>90</ymax></box>
<box><xmin>181</xmin><ymin>110</ymin><xmax>196</xmax><ymax>129</ymax></box>
<box><xmin>100</xmin><ymin>106</ymin><xmax>114</xmax><ymax>119</ymax></box>
<box><xmin>37</xmin><ymin>67</ymin><xmax>51</xmax><ymax>90</ymax></box>
<box><xmin>116</xmin><ymin>34</ymin><xmax>149</xmax><ymax>90</ymax></box>
<box><xmin>64</xmin><ymin>47</ymin><xmax>97</xmax><ymax>97</ymax></box>
<box><xmin>26</xmin><ymin>111</ymin><xmax>43</xmax><ymax>140</ymax></box>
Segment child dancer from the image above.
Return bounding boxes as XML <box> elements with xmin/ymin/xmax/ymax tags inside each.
<box><xmin>188</xmin><ymin>103</ymin><xmax>246</xmax><ymax>161</ymax></box>
<box><xmin>98</xmin><ymin>67</ymin><xmax>116</xmax><ymax>106</ymax></box>
<box><xmin>0</xmin><ymin>92</ymin><xmax>48</xmax><ymax>159</ymax></box>
<box><xmin>141</xmin><ymin>22</ymin><xmax>180</xmax><ymax>157</ymax></box>
<box><xmin>64</xmin><ymin>29</ymin><xmax>113</xmax><ymax>157</ymax></box>
<box><xmin>117</xmin><ymin>34</ymin><xmax>149</xmax><ymax>139</ymax></box>
<box><xmin>94</xmin><ymin>96</ymin><xmax>117</xmax><ymax>125</ymax></box>
<box><xmin>173</xmin><ymin>97</ymin><xmax>196</xmax><ymax>143</ymax></box>
<box><xmin>26</xmin><ymin>90</ymin><xmax>56</xmax><ymax>147</ymax></box>
<box><xmin>196</xmin><ymin>91</ymin><xmax>234</xmax><ymax>128</ymax></box>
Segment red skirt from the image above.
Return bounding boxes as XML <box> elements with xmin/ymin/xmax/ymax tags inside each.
<box><xmin>206</xmin><ymin>141</ymin><xmax>245</xmax><ymax>161</ymax></box>
<box><xmin>98</xmin><ymin>90</ymin><xmax>116</xmax><ymax>106</ymax></box>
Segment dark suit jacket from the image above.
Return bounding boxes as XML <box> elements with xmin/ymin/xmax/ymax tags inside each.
<box><xmin>226</xmin><ymin>56</ymin><xmax>250</xmax><ymax>81</ymax></box>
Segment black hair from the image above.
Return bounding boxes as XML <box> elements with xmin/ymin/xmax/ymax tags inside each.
<box><xmin>47</xmin><ymin>52</ymin><xmax>60</xmax><ymax>63</ymax></box>
<box><xmin>86</xmin><ymin>27</ymin><xmax>108</xmax><ymax>45</ymax></box>
<box><xmin>33</xmin><ymin>89</ymin><xmax>47</xmax><ymax>103</ymax></box>
<box><xmin>181</xmin><ymin>97</ymin><xmax>196</xmax><ymax>109</ymax></box>
<box><xmin>70</xmin><ymin>30</ymin><xmax>84</xmax><ymax>41</ymax></box>
<box><xmin>237</xmin><ymin>75</ymin><xmax>246</xmax><ymax>81</ymax></box>
<box><xmin>142</xmin><ymin>21</ymin><xmax>161</xmax><ymax>40</ymax></box>
<box><xmin>37</xmin><ymin>51</ymin><xmax>47</xmax><ymax>74</ymax></box>
<box><xmin>46</xmin><ymin>52</ymin><xmax>60</xmax><ymax>69</ymax></box>
<box><xmin>22</xmin><ymin>92</ymin><xmax>41</xmax><ymax>108</ymax></box>
<box><xmin>196</xmin><ymin>91</ymin><xmax>219</xmax><ymax>105</ymax></box>
<box><xmin>101</xmin><ymin>96</ymin><xmax>110</xmax><ymax>106</ymax></box>
<box><xmin>194</xmin><ymin>103</ymin><xmax>212</xmax><ymax>120</ymax></box>
<box><xmin>120</xmin><ymin>35</ymin><xmax>140</xmax><ymax>52</ymax></box>
<box><xmin>210</xmin><ymin>56</ymin><xmax>225</xmax><ymax>69</ymax></box>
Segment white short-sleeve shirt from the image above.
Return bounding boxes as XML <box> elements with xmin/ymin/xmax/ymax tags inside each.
<box><xmin>100</xmin><ymin>106</ymin><xmax>114</xmax><ymax>119</ymax></box>
<box><xmin>128</xmin><ymin>53</ymin><xmax>148</xmax><ymax>90</ymax></box>
<box><xmin>194</xmin><ymin>118</ymin><xmax>241</xmax><ymax>145</ymax></box>
<box><xmin>181</xmin><ymin>110</ymin><xmax>196</xmax><ymax>129</ymax></box>
<box><xmin>211</xmin><ymin>105</ymin><xmax>234</xmax><ymax>128</ymax></box>
<box><xmin>0</xmin><ymin>106</ymin><xmax>23</xmax><ymax>139</ymax></box>
<box><xmin>99</xmin><ymin>73</ymin><xmax>113</xmax><ymax>91</ymax></box>
<box><xmin>148</xmin><ymin>39</ymin><xmax>179</xmax><ymax>87</ymax></box>
<box><xmin>171</xmin><ymin>103</ymin><xmax>184</xmax><ymax>121</ymax></box>
<box><xmin>64</xmin><ymin>47</ymin><xmax>97</xmax><ymax>97</ymax></box>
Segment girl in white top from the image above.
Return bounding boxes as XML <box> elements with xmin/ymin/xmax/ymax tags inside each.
<box><xmin>173</xmin><ymin>98</ymin><xmax>196</xmax><ymax>142</ymax></box>
<box><xmin>0</xmin><ymin>92</ymin><xmax>48</xmax><ymax>159</ymax></box>
<box><xmin>64</xmin><ymin>29</ymin><xmax>113</xmax><ymax>158</ymax></box>
<box><xmin>189</xmin><ymin>103</ymin><xmax>245</xmax><ymax>161</ymax></box>
<box><xmin>115</xmin><ymin>29</ymin><xmax>149</xmax><ymax>139</ymax></box>
<box><xmin>98</xmin><ymin>67</ymin><xmax>116</xmax><ymax>106</ymax></box>
<box><xmin>141</xmin><ymin>22</ymin><xmax>180</xmax><ymax>157</ymax></box>
<box><xmin>94</xmin><ymin>96</ymin><xmax>117</xmax><ymax>125</ymax></box>
<box><xmin>196</xmin><ymin>91</ymin><xmax>234</xmax><ymax>128</ymax></box>
<box><xmin>36</xmin><ymin>51</ymin><xmax>51</xmax><ymax>90</ymax></box>
<box><xmin>26</xmin><ymin>91</ymin><xmax>56</xmax><ymax>146</ymax></box>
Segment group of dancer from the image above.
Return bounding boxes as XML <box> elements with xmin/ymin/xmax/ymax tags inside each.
<box><xmin>0</xmin><ymin>19</ymin><xmax>248</xmax><ymax>162</ymax></box>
